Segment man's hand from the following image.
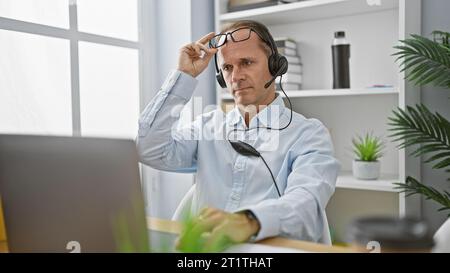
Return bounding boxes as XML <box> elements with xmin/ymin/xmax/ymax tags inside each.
<box><xmin>177</xmin><ymin>32</ymin><xmax>218</xmax><ymax>78</ymax></box>
<box><xmin>176</xmin><ymin>207</ymin><xmax>260</xmax><ymax>252</ymax></box>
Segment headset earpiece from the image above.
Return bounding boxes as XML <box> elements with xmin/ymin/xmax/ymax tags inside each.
<box><xmin>264</xmin><ymin>54</ymin><xmax>289</xmax><ymax>89</ymax></box>
<box><xmin>268</xmin><ymin>54</ymin><xmax>279</xmax><ymax>76</ymax></box>
<box><xmin>269</xmin><ymin>54</ymin><xmax>288</xmax><ymax>77</ymax></box>
<box><xmin>277</xmin><ymin>55</ymin><xmax>288</xmax><ymax>75</ymax></box>
<box><xmin>214</xmin><ymin>53</ymin><xmax>227</xmax><ymax>88</ymax></box>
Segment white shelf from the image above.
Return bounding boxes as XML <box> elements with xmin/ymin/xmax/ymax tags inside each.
<box><xmin>221</xmin><ymin>87</ymin><xmax>398</xmax><ymax>100</ymax></box>
<box><xmin>219</xmin><ymin>0</ymin><xmax>399</xmax><ymax>25</ymax></box>
<box><xmin>336</xmin><ymin>171</ymin><xmax>400</xmax><ymax>192</ymax></box>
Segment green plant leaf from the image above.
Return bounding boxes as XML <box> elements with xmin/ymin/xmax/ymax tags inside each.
<box><xmin>390</xmin><ymin>31</ymin><xmax>450</xmax><ymax>216</ymax></box>
<box><xmin>393</xmin><ymin>33</ymin><xmax>450</xmax><ymax>88</ymax></box>
<box><xmin>352</xmin><ymin>133</ymin><xmax>385</xmax><ymax>162</ymax></box>
<box><xmin>395</xmin><ymin>177</ymin><xmax>450</xmax><ymax>217</ymax></box>
<box><xmin>388</xmin><ymin>105</ymin><xmax>450</xmax><ymax>171</ymax></box>
<box><xmin>176</xmin><ymin>212</ymin><xmax>234</xmax><ymax>253</ymax></box>
<box><xmin>433</xmin><ymin>158</ymin><xmax>450</xmax><ymax>170</ymax></box>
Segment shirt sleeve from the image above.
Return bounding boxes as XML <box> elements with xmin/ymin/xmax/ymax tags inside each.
<box><xmin>239</xmin><ymin>121</ymin><xmax>340</xmax><ymax>242</ymax></box>
<box><xmin>136</xmin><ymin>69</ymin><xmax>200</xmax><ymax>172</ymax></box>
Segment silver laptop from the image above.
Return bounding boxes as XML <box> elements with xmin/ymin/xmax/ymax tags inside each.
<box><xmin>0</xmin><ymin>135</ymin><xmax>150</xmax><ymax>253</ymax></box>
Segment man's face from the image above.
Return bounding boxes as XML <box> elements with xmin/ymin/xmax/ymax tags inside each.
<box><xmin>218</xmin><ymin>29</ymin><xmax>274</xmax><ymax>107</ymax></box>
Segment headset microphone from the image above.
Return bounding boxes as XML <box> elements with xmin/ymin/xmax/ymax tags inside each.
<box><xmin>264</xmin><ymin>75</ymin><xmax>277</xmax><ymax>89</ymax></box>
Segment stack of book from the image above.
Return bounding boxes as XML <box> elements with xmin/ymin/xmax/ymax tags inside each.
<box><xmin>274</xmin><ymin>37</ymin><xmax>302</xmax><ymax>91</ymax></box>
<box><xmin>279</xmin><ymin>0</ymin><xmax>303</xmax><ymax>3</ymax></box>
<box><xmin>227</xmin><ymin>0</ymin><xmax>310</xmax><ymax>13</ymax></box>
<box><xmin>228</xmin><ymin>0</ymin><xmax>279</xmax><ymax>12</ymax></box>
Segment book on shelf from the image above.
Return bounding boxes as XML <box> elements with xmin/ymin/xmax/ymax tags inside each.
<box><xmin>228</xmin><ymin>0</ymin><xmax>278</xmax><ymax>12</ymax></box>
<box><xmin>277</xmin><ymin>47</ymin><xmax>298</xmax><ymax>56</ymax></box>
<box><xmin>285</xmin><ymin>55</ymin><xmax>301</xmax><ymax>65</ymax></box>
<box><xmin>229</xmin><ymin>0</ymin><xmax>274</xmax><ymax>5</ymax></box>
<box><xmin>274</xmin><ymin>37</ymin><xmax>297</xmax><ymax>49</ymax></box>
<box><xmin>277</xmin><ymin>72</ymin><xmax>302</xmax><ymax>83</ymax></box>
<box><xmin>220</xmin><ymin>83</ymin><xmax>302</xmax><ymax>93</ymax></box>
<box><xmin>287</xmin><ymin>63</ymin><xmax>302</xmax><ymax>74</ymax></box>
<box><xmin>279</xmin><ymin>0</ymin><xmax>303</xmax><ymax>3</ymax></box>
<box><xmin>281</xmin><ymin>73</ymin><xmax>302</xmax><ymax>84</ymax></box>
<box><xmin>276</xmin><ymin>82</ymin><xmax>301</xmax><ymax>91</ymax></box>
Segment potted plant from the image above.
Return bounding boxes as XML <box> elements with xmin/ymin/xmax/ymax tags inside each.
<box><xmin>389</xmin><ymin>30</ymin><xmax>450</xmax><ymax>212</ymax></box>
<box><xmin>352</xmin><ymin>133</ymin><xmax>385</xmax><ymax>180</ymax></box>
<box><xmin>389</xmin><ymin>30</ymin><xmax>450</xmax><ymax>251</ymax></box>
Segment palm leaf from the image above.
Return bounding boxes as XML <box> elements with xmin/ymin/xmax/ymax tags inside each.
<box><xmin>388</xmin><ymin>104</ymin><xmax>450</xmax><ymax>174</ymax></box>
<box><xmin>393</xmin><ymin>34</ymin><xmax>450</xmax><ymax>88</ymax></box>
<box><xmin>391</xmin><ymin>31</ymin><xmax>450</xmax><ymax>214</ymax></box>
<box><xmin>395</xmin><ymin>177</ymin><xmax>450</xmax><ymax>216</ymax></box>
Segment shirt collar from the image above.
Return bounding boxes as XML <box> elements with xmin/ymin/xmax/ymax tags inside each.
<box><xmin>226</xmin><ymin>92</ymin><xmax>286</xmax><ymax>128</ymax></box>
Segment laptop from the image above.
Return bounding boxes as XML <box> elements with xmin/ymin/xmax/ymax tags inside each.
<box><xmin>0</xmin><ymin>135</ymin><xmax>150</xmax><ymax>253</ymax></box>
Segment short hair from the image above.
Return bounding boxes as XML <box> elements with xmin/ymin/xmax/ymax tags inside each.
<box><xmin>220</xmin><ymin>20</ymin><xmax>275</xmax><ymax>57</ymax></box>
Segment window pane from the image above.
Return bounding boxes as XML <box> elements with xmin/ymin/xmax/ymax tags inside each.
<box><xmin>0</xmin><ymin>30</ymin><xmax>72</xmax><ymax>135</ymax></box>
<box><xmin>0</xmin><ymin>0</ymin><xmax>69</xmax><ymax>28</ymax></box>
<box><xmin>79</xmin><ymin>42</ymin><xmax>139</xmax><ymax>139</ymax></box>
<box><xmin>77</xmin><ymin>0</ymin><xmax>138</xmax><ymax>41</ymax></box>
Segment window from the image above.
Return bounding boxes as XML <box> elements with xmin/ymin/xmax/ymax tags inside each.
<box><xmin>0</xmin><ymin>0</ymin><xmax>69</xmax><ymax>28</ymax></box>
<box><xmin>0</xmin><ymin>0</ymin><xmax>142</xmax><ymax>139</ymax></box>
<box><xmin>0</xmin><ymin>30</ymin><xmax>72</xmax><ymax>135</ymax></box>
<box><xmin>77</xmin><ymin>0</ymin><xmax>138</xmax><ymax>41</ymax></box>
<box><xmin>79</xmin><ymin>42</ymin><xmax>139</xmax><ymax>139</ymax></box>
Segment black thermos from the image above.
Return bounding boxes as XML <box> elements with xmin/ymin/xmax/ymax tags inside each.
<box><xmin>332</xmin><ymin>31</ymin><xmax>350</xmax><ymax>89</ymax></box>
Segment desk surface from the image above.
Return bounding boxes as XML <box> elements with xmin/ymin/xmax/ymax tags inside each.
<box><xmin>0</xmin><ymin>217</ymin><xmax>352</xmax><ymax>253</ymax></box>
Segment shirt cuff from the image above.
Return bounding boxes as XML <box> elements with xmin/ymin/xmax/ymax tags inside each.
<box><xmin>166</xmin><ymin>69</ymin><xmax>198</xmax><ymax>101</ymax></box>
<box><xmin>235</xmin><ymin>204</ymin><xmax>281</xmax><ymax>242</ymax></box>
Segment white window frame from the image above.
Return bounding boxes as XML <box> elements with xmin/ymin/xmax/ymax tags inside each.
<box><xmin>0</xmin><ymin>0</ymin><xmax>153</xmax><ymax>136</ymax></box>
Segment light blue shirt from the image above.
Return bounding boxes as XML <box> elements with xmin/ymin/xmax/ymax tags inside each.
<box><xmin>137</xmin><ymin>70</ymin><xmax>340</xmax><ymax>242</ymax></box>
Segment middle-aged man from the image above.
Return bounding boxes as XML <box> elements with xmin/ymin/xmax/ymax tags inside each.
<box><xmin>136</xmin><ymin>20</ymin><xmax>340</xmax><ymax>248</ymax></box>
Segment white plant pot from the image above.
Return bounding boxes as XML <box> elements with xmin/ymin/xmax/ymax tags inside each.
<box><xmin>433</xmin><ymin>218</ymin><xmax>450</xmax><ymax>253</ymax></box>
<box><xmin>352</xmin><ymin>160</ymin><xmax>380</xmax><ymax>180</ymax></box>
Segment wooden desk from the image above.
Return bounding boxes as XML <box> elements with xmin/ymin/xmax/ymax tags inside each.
<box><xmin>0</xmin><ymin>241</ymin><xmax>6</xmax><ymax>253</ymax></box>
<box><xmin>0</xmin><ymin>217</ymin><xmax>353</xmax><ymax>253</ymax></box>
<box><xmin>149</xmin><ymin>218</ymin><xmax>352</xmax><ymax>253</ymax></box>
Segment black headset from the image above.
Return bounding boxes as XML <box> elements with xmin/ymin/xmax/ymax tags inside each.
<box><xmin>213</xmin><ymin>27</ymin><xmax>289</xmax><ymax>90</ymax></box>
<box><xmin>212</xmin><ymin>26</ymin><xmax>293</xmax><ymax>198</ymax></box>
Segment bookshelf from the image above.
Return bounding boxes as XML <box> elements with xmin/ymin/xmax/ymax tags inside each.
<box><xmin>214</xmin><ymin>0</ymin><xmax>422</xmax><ymax>242</ymax></box>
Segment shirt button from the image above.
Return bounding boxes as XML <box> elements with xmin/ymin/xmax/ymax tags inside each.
<box><xmin>231</xmin><ymin>194</ymin><xmax>240</xmax><ymax>201</ymax></box>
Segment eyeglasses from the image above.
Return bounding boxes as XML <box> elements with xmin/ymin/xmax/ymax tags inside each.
<box><xmin>209</xmin><ymin>27</ymin><xmax>269</xmax><ymax>49</ymax></box>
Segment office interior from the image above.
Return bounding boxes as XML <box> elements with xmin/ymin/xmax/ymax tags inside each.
<box><xmin>0</xmin><ymin>0</ymin><xmax>449</xmax><ymax>253</ymax></box>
